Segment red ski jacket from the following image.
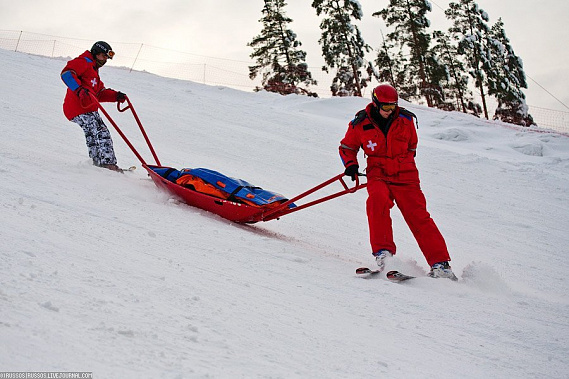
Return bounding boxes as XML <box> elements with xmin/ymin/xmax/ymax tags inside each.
<box><xmin>61</xmin><ymin>50</ymin><xmax>118</xmax><ymax>120</ymax></box>
<box><xmin>339</xmin><ymin>103</ymin><xmax>419</xmax><ymax>184</ymax></box>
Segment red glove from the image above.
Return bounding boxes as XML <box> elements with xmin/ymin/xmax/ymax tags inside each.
<box><xmin>75</xmin><ymin>87</ymin><xmax>92</xmax><ymax>108</ymax></box>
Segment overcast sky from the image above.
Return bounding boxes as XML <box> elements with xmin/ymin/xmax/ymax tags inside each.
<box><xmin>1</xmin><ymin>0</ymin><xmax>567</xmax><ymax>111</ymax></box>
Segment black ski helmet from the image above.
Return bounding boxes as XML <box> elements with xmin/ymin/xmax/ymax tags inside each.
<box><xmin>91</xmin><ymin>41</ymin><xmax>114</xmax><ymax>59</ymax></box>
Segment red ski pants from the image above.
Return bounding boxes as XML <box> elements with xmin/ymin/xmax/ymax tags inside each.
<box><xmin>366</xmin><ymin>179</ymin><xmax>450</xmax><ymax>266</ymax></box>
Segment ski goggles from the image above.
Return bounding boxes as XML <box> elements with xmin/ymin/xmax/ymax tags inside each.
<box><xmin>378</xmin><ymin>103</ymin><xmax>397</xmax><ymax>112</ymax></box>
<box><xmin>106</xmin><ymin>50</ymin><xmax>115</xmax><ymax>59</ymax></box>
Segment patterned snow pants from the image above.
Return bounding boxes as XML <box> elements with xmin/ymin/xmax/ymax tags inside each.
<box><xmin>71</xmin><ymin>112</ymin><xmax>117</xmax><ymax>166</ymax></box>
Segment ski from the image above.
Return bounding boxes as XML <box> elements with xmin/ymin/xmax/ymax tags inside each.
<box><xmin>356</xmin><ymin>267</ymin><xmax>415</xmax><ymax>282</ymax></box>
<box><xmin>386</xmin><ymin>270</ymin><xmax>415</xmax><ymax>282</ymax></box>
<box><xmin>356</xmin><ymin>267</ymin><xmax>381</xmax><ymax>276</ymax></box>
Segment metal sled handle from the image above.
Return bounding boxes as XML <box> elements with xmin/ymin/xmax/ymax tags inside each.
<box><xmin>89</xmin><ymin>93</ymin><xmax>161</xmax><ymax>167</ymax></box>
<box><xmin>116</xmin><ymin>97</ymin><xmax>161</xmax><ymax>166</ymax></box>
<box><xmin>261</xmin><ymin>173</ymin><xmax>366</xmax><ymax>221</ymax></box>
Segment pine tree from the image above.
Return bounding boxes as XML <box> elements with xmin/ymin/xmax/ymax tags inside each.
<box><xmin>312</xmin><ymin>0</ymin><xmax>371</xmax><ymax>97</ymax></box>
<box><xmin>488</xmin><ymin>19</ymin><xmax>535</xmax><ymax>126</ymax></box>
<box><xmin>372</xmin><ymin>32</ymin><xmax>408</xmax><ymax>93</ymax></box>
<box><xmin>431</xmin><ymin>30</ymin><xmax>478</xmax><ymax>114</ymax></box>
<box><xmin>249</xmin><ymin>0</ymin><xmax>317</xmax><ymax>97</ymax></box>
<box><xmin>423</xmin><ymin>51</ymin><xmax>449</xmax><ymax>108</ymax></box>
<box><xmin>445</xmin><ymin>0</ymin><xmax>493</xmax><ymax>119</ymax></box>
<box><xmin>373</xmin><ymin>0</ymin><xmax>440</xmax><ymax>107</ymax></box>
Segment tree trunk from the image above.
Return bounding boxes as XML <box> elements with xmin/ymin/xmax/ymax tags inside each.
<box><xmin>478</xmin><ymin>80</ymin><xmax>489</xmax><ymax>119</ymax></box>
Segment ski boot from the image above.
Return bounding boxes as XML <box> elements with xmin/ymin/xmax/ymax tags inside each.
<box><xmin>372</xmin><ymin>249</ymin><xmax>393</xmax><ymax>272</ymax></box>
<box><xmin>428</xmin><ymin>261</ymin><xmax>458</xmax><ymax>281</ymax></box>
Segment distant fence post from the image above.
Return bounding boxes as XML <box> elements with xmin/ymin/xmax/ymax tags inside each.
<box><xmin>130</xmin><ymin>43</ymin><xmax>143</xmax><ymax>73</ymax></box>
<box><xmin>14</xmin><ymin>30</ymin><xmax>22</xmax><ymax>52</ymax></box>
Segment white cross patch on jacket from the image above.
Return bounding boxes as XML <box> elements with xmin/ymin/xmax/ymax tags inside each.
<box><xmin>367</xmin><ymin>140</ymin><xmax>377</xmax><ymax>151</ymax></box>
<box><xmin>91</xmin><ymin>78</ymin><xmax>97</xmax><ymax>87</ymax></box>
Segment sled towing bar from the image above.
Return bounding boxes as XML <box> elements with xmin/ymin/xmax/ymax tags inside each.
<box><xmin>91</xmin><ymin>94</ymin><xmax>162</xmax><ymax>167</ymax></box>
<box><xmin>92</xmin><ymin>95</ymin><xmax>367</xmax><ymax>223</ymax></box>
<box><xmin>260</xmin><ymin>174</ymin><xmax>366</xmax><ymax>222</ymax></box>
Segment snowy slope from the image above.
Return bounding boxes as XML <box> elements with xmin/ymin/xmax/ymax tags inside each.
<box><xmin>1</xmin><ymin>49</ymin><xmax>568</xmax><ymax>378</ymax></box>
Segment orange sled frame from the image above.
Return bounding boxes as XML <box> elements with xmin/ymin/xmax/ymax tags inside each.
<box><xmin>96</xmin><ymin>97</ymin><xmax>367</xmax><ymax>223</ymax></box>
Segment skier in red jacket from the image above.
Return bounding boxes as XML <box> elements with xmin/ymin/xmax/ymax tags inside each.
<box><xmin>339</xmin><ymin>84</ymin><xmax>457</xmax><ymax>280</ymax></box>
<box><xmin>61</xmin><ymin>41</ymin><xmax>126</xmax><ymax>172</ymax></box>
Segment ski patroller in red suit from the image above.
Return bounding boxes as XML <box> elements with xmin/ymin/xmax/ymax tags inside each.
<box><xmin>61</xmin><ymin>41</ymin><xmax>126</xmax><ymax>172</ymax></box>
<box><xmin>339</xmin><ymin>84</ymin><xmax>456</xmax><ymax>277</ymax></box>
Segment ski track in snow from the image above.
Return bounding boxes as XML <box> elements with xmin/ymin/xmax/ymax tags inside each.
<box><xmin>1</xmin><ymin>49</ymin><xmax>568</xmax><ymax>378</ymax></box>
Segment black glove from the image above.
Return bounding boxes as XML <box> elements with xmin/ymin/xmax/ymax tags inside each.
<box><xmin>116</xmin><ymin>91</ymin><xmax>127</xmax><ymax>103</ymax></box>
<box><xmin>344</xmin><ymin>164</ymin><xmax>359</xmax><ymax>181</ymax></box>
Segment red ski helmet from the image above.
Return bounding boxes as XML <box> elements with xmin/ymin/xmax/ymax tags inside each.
<box><xmin>372</xmin><ymin>84</ymin><xmax>398</xmax><ymax>107</ymax></box>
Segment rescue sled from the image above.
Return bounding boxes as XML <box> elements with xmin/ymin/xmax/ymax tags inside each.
<box><xmin>94</xmin><ymin>96</ymin><xmax>367</xmax><ymax>223</ymax></box>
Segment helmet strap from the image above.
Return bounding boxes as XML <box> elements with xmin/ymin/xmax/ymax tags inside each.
<box><xmin>92</xmin><ymin>52</ymin><xmax>106</xmax><ymax>68</ymax></box>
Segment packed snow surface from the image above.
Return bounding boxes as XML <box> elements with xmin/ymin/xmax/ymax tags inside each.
<box><xmin>1</xmin><ymin>49</ymin><xmax>568</xmax><ymax>378</ymax></box>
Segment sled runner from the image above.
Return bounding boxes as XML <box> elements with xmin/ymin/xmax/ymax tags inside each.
<box><xmin>94</xmin><ymin>95</ymin><xmax>367</xmax><ymax>223</ymax></box>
